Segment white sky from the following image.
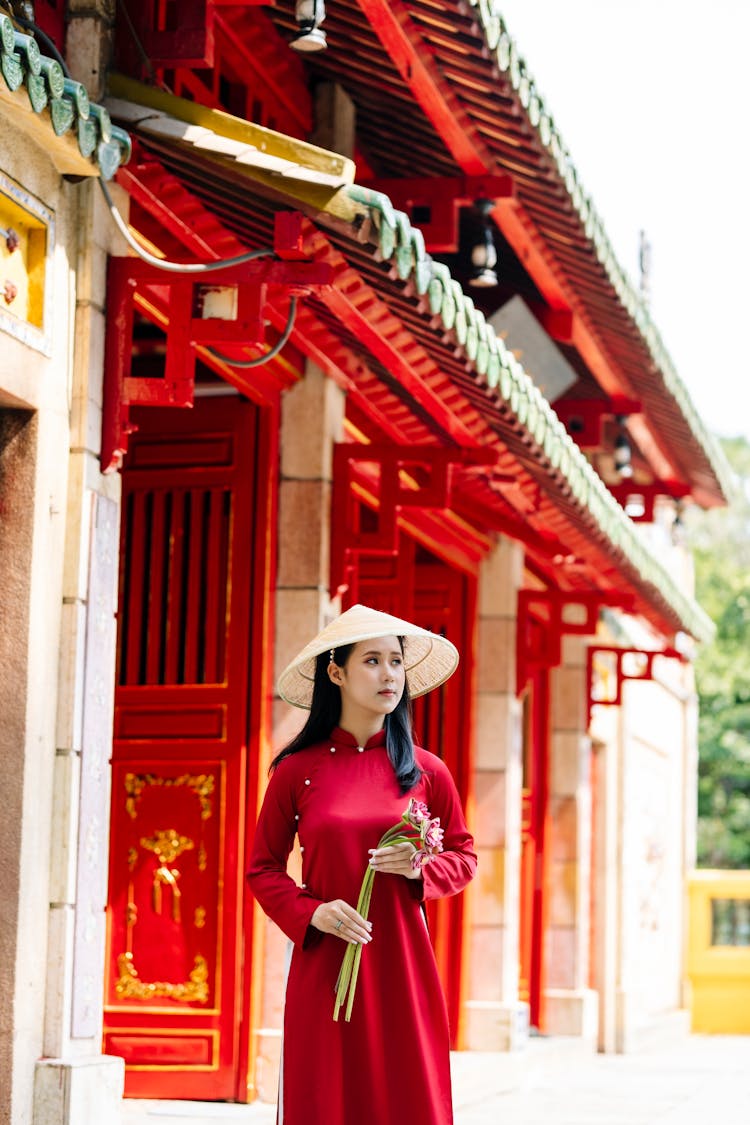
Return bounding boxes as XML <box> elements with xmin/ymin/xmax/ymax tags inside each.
<box><xmin>495</xmin><ymin>0</ymin><xmax>750</xmax><ymax>443</ymax></box>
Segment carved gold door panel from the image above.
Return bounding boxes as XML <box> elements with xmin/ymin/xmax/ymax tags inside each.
<box><xmin>104</xmin><ymin>397</ymin><xmax>261</xmax><ymax>1099</ymax></box>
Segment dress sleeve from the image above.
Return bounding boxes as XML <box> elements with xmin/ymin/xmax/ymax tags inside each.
<box><xmin>416</xmin><ymin>754</ymin><xmax>477</xmax><ymax>902</ymax></box>
<box><xmin>246</xmin><ymin>758</ymin><xmax>323</xmax><ymax>948</ymax></box>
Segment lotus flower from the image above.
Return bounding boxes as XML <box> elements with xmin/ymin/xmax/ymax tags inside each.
<box><xmin>333</xmin><ymin>798</ymin><xmax>444</xmax><ymax>1021</ymax></box>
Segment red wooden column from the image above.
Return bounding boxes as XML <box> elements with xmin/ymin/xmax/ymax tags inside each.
<box><xmin>519</xmin><ymin>659</ymin><xmax>550</xmax><ymax>1031</ymax></box>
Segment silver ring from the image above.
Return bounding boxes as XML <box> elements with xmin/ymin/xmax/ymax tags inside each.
<box><xmin>335</xmin><ymin>919</ymin><xmax>344</xmax><ymax>931</ymax></box>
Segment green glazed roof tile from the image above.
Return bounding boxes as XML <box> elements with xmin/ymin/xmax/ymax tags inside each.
<box><xmin>1</xmin><ymin>49</ymin><xmax>22</xmax><ymax>92</ymax></box>
<box><xmin>50</xmin><ymin>94</ymin><xmax>74</xmax><ymax>136</ymax></box>
<box><xmin>344</xmin><ymin>181</ymin><xmax>714</xmax><ymax>643</ymax></box>
<box><xmin>0</xmin><ymin>13</ymin><xmax>130</xmax><ymax>179</ymax></box>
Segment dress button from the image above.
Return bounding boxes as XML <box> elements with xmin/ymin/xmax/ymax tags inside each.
<box><xmin>304</xmin><ymin>779</ymin><xmax>311</xmax><ymax>786</ymax></box>
<box><xmin>330</xmin><ymin>747</ymin><xmax>336</xmax><ymax>753</ymax></box>
<box><xmin>301</xmin><ymin>883</ymin><xmax>306</xmax><ymax>888</ymax></box>
<box><xmin>300</xmin><ymin>845</ymin><xmax>305</xmax><ymax>853</ymax></box>
<box><xmin>357</xmin><ymin>746</ymin><xmax>364</xmax><ymax>753</ymax></box>
<box><xmin>295</xmin><ymin>814</ymin><xmax>300</xmax><ymax>821</ymax></box>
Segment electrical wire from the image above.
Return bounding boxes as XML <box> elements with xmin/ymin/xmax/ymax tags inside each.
<box><xmin>206</xmin><ymin>297</ymin><xmax>298</xmax><ymax>368</ymax></box>
<box><xmin>99</xmin><ymin>179</ymin><xmax>277</xmax><ymax>273</ymax></box>
<box><xmin>11</xmin><ymin>4</ymin><xmax>300</xmax><ymax>363</ymax></box>
<box><xmin>13</xmin><ymin>12</ymin><xmax>71</xmax><ymax>75</ymax></box>
<box><xmin>12</xmin><ymin>13</ymin><xmax>278</xmax><ymax>278</ymax></box>
<box><xmin>99</xmin><ymin>183</ymin><xmax>299</xmax><ymax>365</ymax></box>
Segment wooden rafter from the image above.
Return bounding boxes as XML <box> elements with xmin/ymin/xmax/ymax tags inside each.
<box><xmin>356</xmin><ymin>0</ymin><xmax>684</xmax><ymax>486</ymax></box>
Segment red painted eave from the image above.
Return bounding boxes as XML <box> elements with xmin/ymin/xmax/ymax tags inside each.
<box><xmin>263</xmin><ymin>0</ymin><xmax>728</xmax><ymax>508</ymax></box>
<box><xmin>113</xmin><ymin>144</ymin><xmax>710</xmax><ymax>642</ymax></box>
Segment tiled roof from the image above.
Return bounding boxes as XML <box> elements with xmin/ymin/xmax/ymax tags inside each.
<box><xmin>111</xmin><ymin>83</ymin><xmax>715</xmax><ymax>643</ymax></box>
<box><xmin>0</xmin><ymin>13</ymin><xmax>130</xmax><ymax>179</ymax></box>
<box><xmin>459</xmin><ymin>0</ymin><xmax>733</xmax><ymax>504</ymax></box>
<box><xmin>347</xmin><ymin>182</ymin><xmax>714</xmax><ymax>643</ymax></box>
<box><xmin>263</xmin><ymin>0</ymin><xmax>731</xmax><ymax>508</ymax></box>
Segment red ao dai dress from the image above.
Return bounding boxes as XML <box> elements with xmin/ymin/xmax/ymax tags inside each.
<box><xmin>247</xmin><ymin>726</ymin><xmax>477</xmax><ymax>1125</ymax></box>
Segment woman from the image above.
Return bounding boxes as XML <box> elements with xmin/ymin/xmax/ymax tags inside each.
<box><xmin>247</xmin><ymin>604</ymin><xmax>476</xmax><ymax>1125</ymax></box>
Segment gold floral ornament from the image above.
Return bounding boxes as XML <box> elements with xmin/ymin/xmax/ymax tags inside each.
<box><xmin>140</xmin><ymin>828</ymin><xmax>194</xmax><ymax>922</ymax></box>
<box><xmin>124</xmin><ymin>772</ymin><xmax>215</xmax><ymax>820</ymax></box>
<box><xmin>116</xmin><ymin>952</ymin><xmax>209</xmax><ymax>1003</ymax></box>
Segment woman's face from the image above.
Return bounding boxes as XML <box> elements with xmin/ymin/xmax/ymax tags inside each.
<box><xmin>329</xmin><ymin>636</ymin><xmax>406</xmax><ymax>720</ymax></box>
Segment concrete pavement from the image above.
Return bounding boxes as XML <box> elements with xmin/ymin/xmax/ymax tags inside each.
<box><xmin>122</xmin><ymin>1034</ymin><xmax>750</xmax><ymax>1124</ymax></box>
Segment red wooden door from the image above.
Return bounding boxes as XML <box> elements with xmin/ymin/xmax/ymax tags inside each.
<box><xmin>351</xmin><ymin>535</ymin><xmax>475</xmax><ymax>1045</ymax></box>
<box><xmin>518</xmin><ymin>659</ymin><xmax>550</xmax><ymax>1031</ymax></box>
<box><xmin>104</xmin><ymin>397</ymin><xmax>261</xmax><ymax>1099</ymax></box>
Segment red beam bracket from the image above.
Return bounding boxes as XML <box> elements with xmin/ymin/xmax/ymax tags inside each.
<box><xmin>362</xmin><ymin>175</ymin><xmax>515</xmax><ymax>253</ymax></box>
<box><xmin>101</xmin><ymin>213</ymin><xmax>332</xmax><ymax>473</ymax></box>
<box><xmin>586</xmin><ymin>645</ymin><xmax>686</xmax><ymax>727</ymax></box>
<box><xmin>553</xmin><ymin>397</ymin><xmax>642</xmax><ymax>450</ymax></box>
<box><xmin>516</xmin><ymin>589</ymin><xmax>627</xmax><ymax>695</ymax></box>
<box><xmin>607</xmin><ymin>481</ymin><xmax>691</xmax><ymax>522</ymax></box>
<box><xmin>330</xmin><ymin>443</ymin><xmax>497</xmax><ymax>599</ymax></box>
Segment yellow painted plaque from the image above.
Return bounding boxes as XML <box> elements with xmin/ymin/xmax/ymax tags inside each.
<box><xmin>0</xmin><ymin>171</ymin><xmax>53</xmax><ymax>352</ymax></box>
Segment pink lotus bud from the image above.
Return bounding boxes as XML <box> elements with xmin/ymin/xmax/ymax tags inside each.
<box><xmin>410</xmin><ymin>849</ymin><xmax>426</xmax><ymax>871</ymax></box>
<box><xmin>407</xmin><ymin>799</ymin><xmax>430</xmax><ymax>828</ymax></box>
<box><xmin>424</xmin><ymin>818</ymin><xmax>444</xmax><ymax>852</ymax></box>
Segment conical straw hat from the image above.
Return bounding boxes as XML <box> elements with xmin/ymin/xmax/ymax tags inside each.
<box><xmin>277</xmin><ymin>603</ymin><xmax>459</xmax><ymax>709</ymax></box>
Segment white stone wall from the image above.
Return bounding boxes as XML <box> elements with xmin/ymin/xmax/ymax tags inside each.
<box><xmin>0</xmin><ymin>125</ymin><xmax>78</xmax><ymax>1125</ymax></box>
<box><xmin>0</xmin><ymin>115</ymin><xmax>126</xmax><ymax>1124</ymax></box>
<box><xmin>617</xmin><ymin>668</ymin><xmax>694</xmax><ymax>1043</ymax></box>
<box><xmin>589</xmin><ymin>653</ymin><xmax>696</xmax><ymax>1052</ymax></box>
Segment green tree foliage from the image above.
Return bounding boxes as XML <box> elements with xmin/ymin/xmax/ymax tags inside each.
<box><xmin>689</xmin><ymin>437</ymin><xmax>750</xmax><ymax>868</ymax></box>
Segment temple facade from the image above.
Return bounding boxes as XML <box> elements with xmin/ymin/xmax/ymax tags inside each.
<box><xmin>0</xmin><ymin>3</ymin><xmax>728</xmax><ymax>1123</ymax></box>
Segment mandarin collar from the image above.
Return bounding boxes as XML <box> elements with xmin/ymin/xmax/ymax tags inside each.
<box><xmin>331</xmin><ymin>726</ymin><xmax>387</xmax><ymax>751</ymax></box>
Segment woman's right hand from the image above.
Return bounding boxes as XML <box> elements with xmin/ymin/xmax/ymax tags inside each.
<box><xmin>311</xmin><ymin>899</ymin><xmax>373</xmax><ymax>944</ymax></box>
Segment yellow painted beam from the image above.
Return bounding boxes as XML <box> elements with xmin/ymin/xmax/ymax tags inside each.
<box><xmin>107</xmin><ymin>73</ymin><xmax>355</xmax><ymax>183</ymax></box>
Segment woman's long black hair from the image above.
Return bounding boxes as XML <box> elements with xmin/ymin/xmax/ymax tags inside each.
<box><xmin>271</xmin><ymin>640</ymin><xmax>422</xmax><ymax>795</ymax></box>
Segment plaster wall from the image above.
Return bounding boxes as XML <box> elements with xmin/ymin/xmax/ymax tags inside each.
<box><xmin>589</xmin><ymin>657</ymin><xmax>696</xmax><ymax>1053</ymax></box>
<box><xmin>616</xmin><ymin>670</ymin><xmax>694</xmax><ymax>1046</ymax></box>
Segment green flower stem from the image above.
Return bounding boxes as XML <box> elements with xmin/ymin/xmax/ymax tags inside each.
<box><xmin>333</xmin><ymin>820</ymin><xmax>422</xmax><ymax>1021</ymax></box>
<box><xmin>345</xmin><ymin>942</ymin><xmax>363</xmax><ymax>1021</ymax></box>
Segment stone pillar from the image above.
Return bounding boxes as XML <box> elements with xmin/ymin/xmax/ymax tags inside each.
<box><xmin>273</xmin><ymin>359</ymin><xmax>345</xmax><ymax>737</ymax></box>
<box><xmin>544</xmin><ymin>634</ymin><xmax>598</xmax><ymax>1041</ymax></box>
<box><xmin>66</xmin><ymin>1</ymin><xmax>116</xmax><ymax>102</ymax></box>
<box><xmin>252</xmin><ymin>360</ymin><xmax>345</xmax><ymax>1100</ymax></box>
<box><xmin>310</xmin><ymin>82</ymin><xmax>356</xmax><ymax>158</ymax></box>
<box><xmin>463</xmin><ymin>538</ymin><xmax>528</xmax><ymax>1050</ymax></box>
<box><xmin>33</xmin><ymin>178</ymin><xmax>127</xmax><ymax>1124</ymax></box>
<box><xmin>588</xmin><ymin>704</ymin><xmax>622</xmax><ymax>1054</ymax></box>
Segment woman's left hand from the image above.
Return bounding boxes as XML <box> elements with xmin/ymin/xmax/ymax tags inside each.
<box><xmin>368</xmin><ymin>842</ymin><xmax>421</xmax><ymax>880</ymax></box>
